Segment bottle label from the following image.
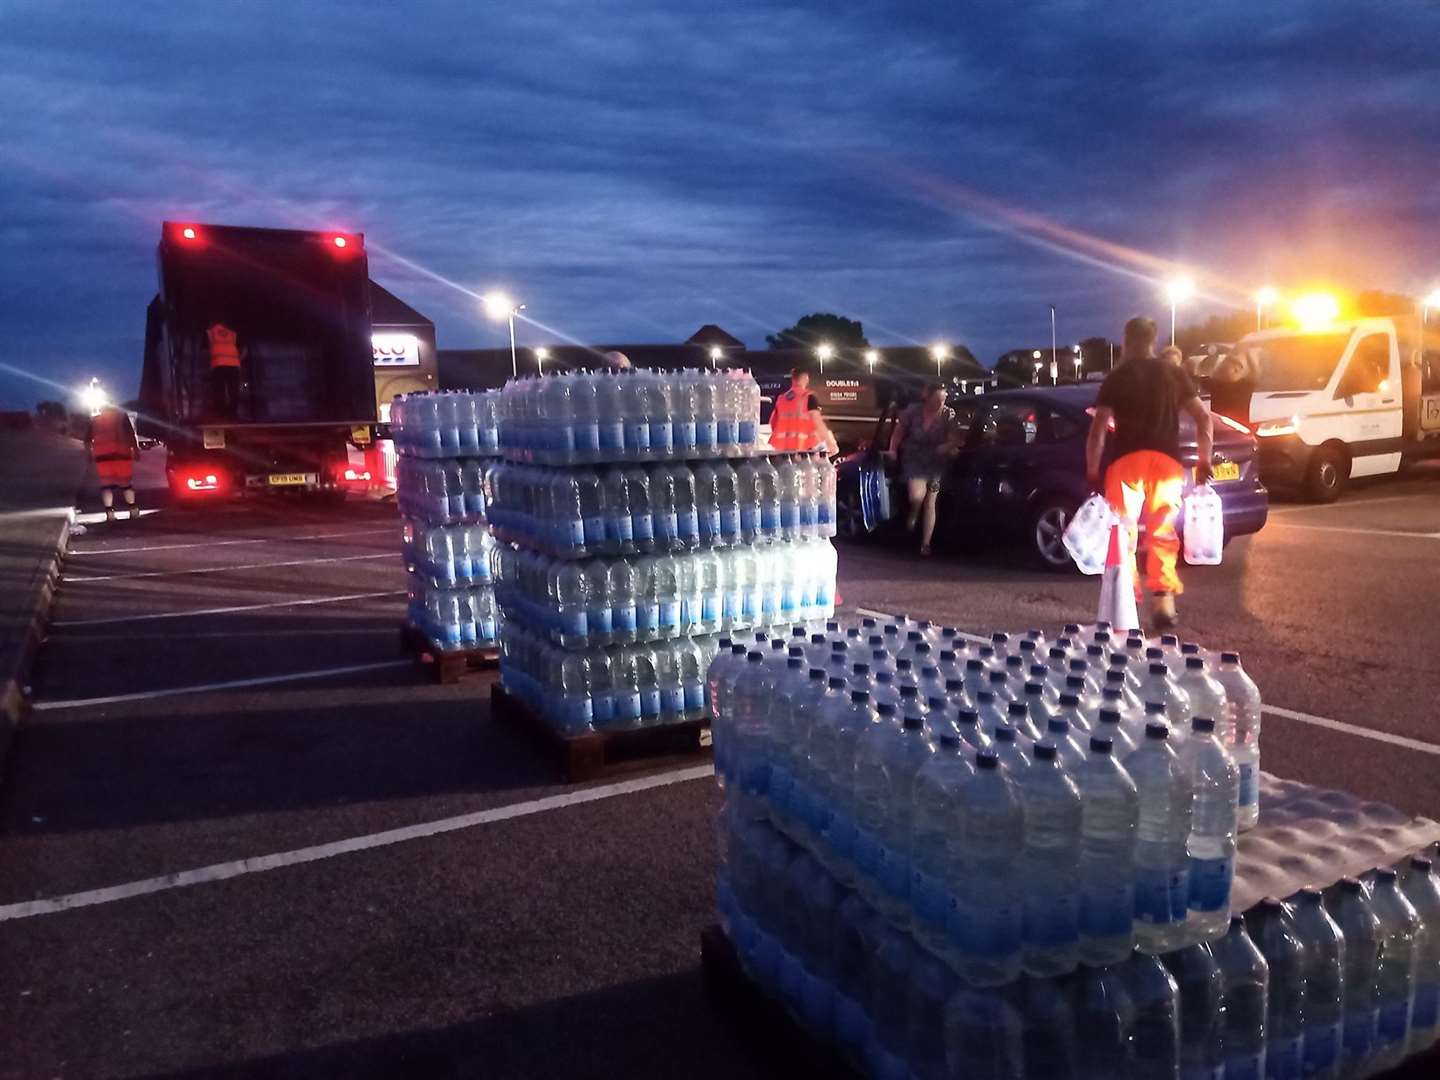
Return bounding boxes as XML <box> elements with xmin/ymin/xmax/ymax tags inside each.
<box><xmin>1025</xmin><ymin>892</ymin><xmax>1080</xmax><ymax>949</ymax></box>
<box><xmin>677</xmin><ymin>420</ymin><xmax>697</xmax><ymax>449</ymax></box>
<box><xmin>1269</xmin><ymin>1035</ymin><xmax>1302</xmax><ymax>1077</ymax></box>
<box><xmin>566</xmin><ymin>520</ymin><xmax>585</xmax><ymax>549</ymax></box>
<box><xmin>564</xmin><ymin>695</ymin><xmax>593</xmax><ymax>730</ymax></box>
<box><xmin>659</xmin><ymin>600</ymin><xmax>681</xmax><ymax>628</ymax></box>
<box><xmin>1344</xmin><ymin>1012</ymin><xmax>1376</xmax><ymax>1060</ymax></box>
<box><xmin>702</xmin><ymin>509</ymin><xmax>722</xmax><ymax>539</ymax></box>
<box><xmin>1377</xmin><ymin>999</ymin><xmax>1410</xmax><ymax>1045</ymax></box>
<box><xmin>1413</xmin><ymin>982</ymin><xmax>1440</xmax><ymax>1029</ymax></box>
<box><xmin>1135</xmin><ymin>866</ymin><xmax>1183</xmax><ymax>926</ymax></box>
<box><xmin>661</xmin><ymin>686</ymin><xmax>685</xmax><ymax>715</ymax></box>
<box><xmin>589</xmin><ymin>607</ymin><xmax>613</xmax><ymax>637</ymax></box>
<box><xmin>954</xmin><ymin>897</ymin><xmax>1021</xmax><ymax>959</ymax></box>
<box><xmin>601</xmin><ymin>421</ymin><xmax>625</xmax><ymax>452</ymax></box>
<box><xmin>640</xmin><ymin>687</ymin><xmax>661</xmax><ymax>717</ymax></box>
<box><xmin>739</xmin><ymin>420</ymin><xmax>758</xmax><ymax>444</ymax></box>
<box><xmin>876</xmin><ymin>845</ymin><xmax>907</xmax><ymax>901</ymax></box>
<box><xmin>608</xmin><ymin>514</ymin><xmax>633</xmax><ymax>544</ymax></box>
<box><xmin>720</xmin><ymin>507</ymin><xmax>741</xmax><ymax>536</ymax></box>
<box><xmin>761</xmin><ymin>504</ymin><xmax>780</xmax><ymax>531</ymax></box>
<box><xmin>633</xmin><ymin>514</ymin><xmax>654</xmax><ymax>543</ymax></box>
<box><xmin>575</xmin><ymin>423</ymin><xmax>600</xmax><ymax>453</ymax></box>
<box><xmin>584</xmin><ymin>515</ymin><xmax>606</xmax><ymax>545</ymax></box>
<box><xmin>740</xmin><ymin>505</ymin><xmax>759</xmax><ymax>534</ymax></box>
<box><xmin>852</xmin><ymin>827</ymin><xmax>882</xmax><ymax>880</ymax></box>
<box><xmin>649</xmin><ymin>421</ymin><xmax>673</xmax><ymax>454</ymax></box>
<box><xmin>1238</xmin><ymin>762</ymin><xmax>1259</xmax><ymax>809</ymax></box>
<box><xmin>910</xmin><ymin>867</ymin><xmax>951</xmax><ymax>929</ymax></box>
<box><xmin>697</xmin><ymin>421</ymin><xmax>717</xmax><ymax>448</ymax></box>
<box><xmin>1223</xmin><ymin>1052</ymin><xmax>1263</xmax><ymax>1080</ymax></box>
<box><xmin>680</xmin><ymin>509</ymin><xmax>700</xmax><ymax>540</ymax></box>
<box><xmin>780</xmin><ymin>504</ymin><xmax>800</xmax><ymax>530</ymax></box>
<box><xmin>627</xmin><ymin>421</ymin><xmax>650</xmax><ymax>452</ymax></box>
<box><xmin>614</xmin><ymin>604</ymin><xmax>638</xmax><ymax>633</ymax></box>
<box><xmin>616</xmin><ymin>692</ymin><xmax>642</xmax><ymax>720</ymax></box>
<box><xmin>1082</xmin><ymin>881</ymin><xmax>1135</xmax><ymax>937</ymax></box>
<box><xmin>702</xmin><ymin>594</ymin><xmax>721</xmax><ymax>622</ymax></box>
<box><xmin>592</xmin><ymin>693</ymin><xmax>616</xmax><ymax>725</ymax></box>
<box><xmin>1303</xmin><ymin>1023</ymin><xmax>1341</xmax><ymax>1074</ymax></box>
<box><xmin>1187</xmin><ymin>854</ymin><xmax>1234</xmax><ymax>914</ymax></box>
<box><xmin>637</xmin><ymin>604</ymin><xmax>660</xmax><ymax>631</ymax></box>
<box><xmin>562</xmin><ymin>610</ymin><xmax>587</xmax><ymax>638</ymax></box>
<box><xmin>683</xmin><ymin>680</ymin><xmax>705</xmax><ymax>712</ymax></box>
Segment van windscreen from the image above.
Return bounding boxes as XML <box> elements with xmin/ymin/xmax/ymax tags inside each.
<box><xmin>1250</xmin><ymin>333</ymin><xmax>1351</xmax><ymax>392</ymax></box>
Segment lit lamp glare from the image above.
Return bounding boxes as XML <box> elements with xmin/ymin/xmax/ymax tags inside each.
<box><xmin>481</xmin><ymin>291</ymin><xmax>526</xmax><ymax>377</ymax></box>
<box><xmin>709</xmin><ymin>345</ymin><xmax>723</xmax><ymax>369</ymax></box>
<box><xmin>930</xmin><ymin>344</ymin><xmax>949</xmax><ymax>378</ymax></box>
<box><xmin>1164</xmin><ymin>276</ymin><xmax>1195</xmax><ymax>344</ymax></box>
<box><xmin>815</xmin><ymin>342</ymin><xmax>834</xmax><ymax>373</ymax></box>
<box><xmin>535</xmin><ymin>346</ymin><xmax>550</xmax><ymax>372</ymax></box>
<box><xmin>864</xmin><ymin>348</ymin><xmax>879</xmax><ymax>371</ymax></box>
<box><xmin>1291</xmin><ymin>292</ymin><xmax>1341</xmax><ymax>332</ymax></box>
<box><xmin>1255</xmin><ymin>286</ymin><xmax>1278</xmax><ymax>330</ymax></box>
<box><xmin>79</xmin><ymin>379</ymin><xmax>108</xmax><ymax>416</ymax></box>
<box><xmin>1423</xmin><ymin>289</ymin><xmax>1440</xmax><ymax>325</ymax></box>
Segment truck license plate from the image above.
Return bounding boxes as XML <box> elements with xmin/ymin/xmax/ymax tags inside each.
<box><xmin>1211</xmin><ymin>461</ymin><xmax>1240</xmax><ymax>482</ymax></box>
<box><xmin>267</xmin><ymin>473</ymin><xmax>311</xmax><ymax>486</ymax></box>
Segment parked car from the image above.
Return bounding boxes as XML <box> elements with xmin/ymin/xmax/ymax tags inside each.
<box><xmin>834</xmin><ymin>385</ymin><xmax>1269</xmax><ymax>569</ymax></box>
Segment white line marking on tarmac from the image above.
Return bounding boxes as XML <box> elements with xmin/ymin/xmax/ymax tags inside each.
<box><xmin>72</xmin><ymin>509</ymin><xmax>163</xmax><ymax>525</ymax></box>
<box><xmin>0</xmin><ymin>764</ymin><xmax>716</xmax><ymax>922</ymax></box>
<box><xmin>66</xmin><ymin>527</ymin><xmax>396</xmax><ymax>556</ymax></box>
<box><xmin>65</xmin><ymin>551</ymin><xmax>394</xmax><ymax>583</ymax></box>
<box><xmin>50</xmin><ymin>590</ymin><xmax>406</xmax><ymax>628</ymax></box>
<box><xmin>1269</xmin><ymin>493</ymin><xmax>1437</xmax><ymax>515</ymax></box>
<box><xmin>1265</xmin><ymin>523</ymin><xmax>1440</xmax><ymax>539</ymax></box>
<box><xmin>29</xmin><ymin>660</ymin><xmax>412</xmax><ymax>711</ymax></box>
<box><xmin>853</xmin><ymin>607</ymin><xmax>1440</xmax><ymax>755</ymax></box>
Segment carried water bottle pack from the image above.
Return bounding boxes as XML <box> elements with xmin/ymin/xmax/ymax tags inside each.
<box><xmin>710</xmin><ymin>613</ymin><xmax>1440</xmax><ymax>1079</ymax></box>
<box><xmin>392</xmin><ymin>390</ymin><xmax>502</xmax><ymax>652</ymax></box>
<box><xmin>496</xmin><ymin>368</ymin><xmax>762</xmax><ymax>465</ymax></box>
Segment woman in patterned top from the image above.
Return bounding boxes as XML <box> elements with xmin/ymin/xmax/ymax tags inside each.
<box><xmin>887</xmin><ymin>381</ymin><xmax>960</xmax><ymax>556</ymax></box>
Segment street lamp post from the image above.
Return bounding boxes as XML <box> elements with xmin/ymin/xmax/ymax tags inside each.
<box><xmin>816</xmin><ymin>342</ymin><xmax>833</xmax><ymax>375</ymax></box>
<box><xmin>1255</xmin><ymin>286</ymin><xmax>1278</xmax><ymax>332</ymax></box>
<box><xmin>1049</xmin><ymin>305</ymin><xmax>1058</xmax><ymax>381</ymax></box>
<box><xmin>1165</xmin><ymin>276</ymin><xmax>1195</xmax><ymax>346</ymax></box>
<box><xmin>864</xmin><ymin>348</ymin><xmax>879</xmax><ymax>373</ymax></box>
<box><xmin>1072</xmin><ymin>344</ymin><xmax>1082</xmax><ymax>381</ymax></box>
<box><xmin>482</xmin><ymin>292</ymin><xmax>525</xmax><ymax>377</ymax></box>
<box><xmin>930</xmin><ymin>344</ymin><xmax>949</xmax><ymax>380</ymax></box>
<box><xmin>1031</xmin><ymin>349</ymin><xmax>1043</xmax><ymax>385</ymax></box>
<box><xmin>709</xmin><ymin>345</ymin><xmax>722</xmax><ymax>370</ymax></box>
<box><xmin>535</xmin><ymin>347</ymin><xmax>550</xmax><ymax>374</ymax></box>
<box><xmin>1423</xmin><ymin>289</ymin><xmax>1440</xmax><ymax>327</ymax></box>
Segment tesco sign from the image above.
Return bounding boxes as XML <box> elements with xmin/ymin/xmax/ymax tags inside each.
<box><xmin>372</xmin><ymin>333</ymin><xmax>420</xmax><ymax>367</ymax></box>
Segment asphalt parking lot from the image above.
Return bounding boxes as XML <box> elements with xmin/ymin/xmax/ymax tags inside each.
<box><xmin>2</xmin><ymin>456</ymin><xmax>1439</xmax><ymax>1078</ymax></box>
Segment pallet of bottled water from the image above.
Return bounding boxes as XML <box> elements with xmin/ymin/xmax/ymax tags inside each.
<box><xmin>487</xmin><ymin>456</ymin><xmax>837</xmax><ymax>559</ymax></box>
<box><xmin>492</xmin><ymin>540</ymin><xmax>837</xmax><ymax>650</ymax></box>
<box><xmin>496</xmin><ymin>369</ymin><xmax>762</xmax><ymax>465</ymax></box>
<box><xmin>388</xmin><ymin>390</ymin><xmax>501</xmax><ymax>459</ymax></box>
<box><xmin>396</xmin><ymin>456</ymin><xmax>493</xmax><ymax>524</ymax></box>
<box><xmin>706</xmin><ymin>615</ymin><xmax>1440</xmax><ymax>1079</ymax></box>
<box><xmin>404</xmin><ymin>574</ymin><xmax>500</xmax><ymax>652</ymax></box>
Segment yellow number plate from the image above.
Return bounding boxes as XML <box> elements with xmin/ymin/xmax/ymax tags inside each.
<box><xmin>1211</xmin><ymin>461</ymin><xmax>1240</xmax><ymax>482</ymax></box>
<box><xmin>267</xmin><ymin>473</ymin><xmax>310</xmax><ymax>486</ymax></box>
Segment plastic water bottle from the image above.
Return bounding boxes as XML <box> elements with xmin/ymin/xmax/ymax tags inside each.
<box><xmin>595</xmin><ymin>373</ymin><xmax>625</xmax><ymax>456</ymax></box>
<box><xmin>1179</xmin><ymin>656</ymin><xmax>1230</xmax><ymax>742</ymax></box>
<box><xmin>1329</xmin><ymin>877</ymin><xmax>1381</xmax><ymax>1075</ymax></box>
<box><xmin>1404</xmin><ymin>855</ymin><xmax>1440</xmax><ymax>1053</ymax></box>
<box><xmin>756</xmin><ymin>456</ymin><xmax>782</xmax><ymax>537</ymax></box>
<box><xmin>1212</xmin><ymin>652</ymin><xmax>1262</xmax><ymax>831</ymax></box>
<box><xmin>1249</xmin><ymin>897</ymin><xmax>1306</xmax><ymax>1080</ymax></box>
<box><xmin>1075</xmin><ymin>963</ymin><xmax>1135</xmax><ymax>1078</ymax></box>
<box><xmin>944</xmin><ymin>983</ymin><xmax>1024</xmax><ymax>1080</ymax></box>
<box><xmin>1163</xmin><ymin>942</ymin><xmax>1224</xmax><ymax>1080</ymax></box>
<box><xmin>868</xmin><ymin>919</ymin><xmax>919</xmax><ymax>1079</ymax></box>
<box><xmin>647</xmin><ymin>371</ymin><xmax>674</xmax><ymax>459</ymax></box>
<box><xmin>1141</xmin><ymin>662</ymin><xmax>1193</xmax><ymax>735</ymax></box>
<box><xmin>1290</xmin><ymin>887</ymin><xmax>1345</xmax><ymax>1080</ymax></box>
<box><xmin>1127</xmin><ymin>951</ymin><xmax>1181</xmax><ymax>1080</ymax></box>
<box><xmin>1180</xmin><ymin>716</ymin><xmax>1239</xmax><ymax>942</ymax></box>
<box><xmin>730</xmin><ymin>651</ymin><xmax>776</xmax><ymax>814</ymax></box>
<box><xmin>1369</xmin><ymin>866</ymin><xmax>1420</xmax><ymax>1072</ymax></box>
<box><xmin>908</xmin><ymin>950</ymin><xmax>958</xmax><ymax>1080</ymax></box>
<box><xmin>910</xmin><ymin>732</ymin><xmax>972</xmax><ymax>960</ymax></box>
<box><xmin>956</xmin><ymin>708</ymin><xmax>990</xmax><ymax>752</ymax></box>
<box><xmin>990</xmin><ymin>722</ymin><xmax>1031</xmax><ymax>774</ymax></box>
<box><xmin>950</xmin><ymin>748</ymin><xmax>1024</xmax><ymax>986</ymax></box>
<box><xmin>1017</xmin><ymin>971</ymin><xmax>1079</xmax><ymax>1080</ymax></box>
<box><xmin>557</xmin><ymin>653</ymin><xmax>593</xmax><ymax>733</ymax></box>
<box><xmin>1130</xmin><ymin>722</ymin><xmax>1193</xmax><ymax>954</ymax></box>
<box><xmin>1214</xmin><ymin>914</ymin><xmax>1269</xmax><ymax>1080</ymax></box>
<box><xmin>1078</xmin><ymin>736</ymin><xmax>1139</xmax><ymax>966</ymax></box>
<box><xmin>853</xmin><ymin>701</ymin><xmax>900</xmax><ymax>911</ymax></box>
<box><xmin>1045</xmin><ymin>716</ymin><xmax>1088</xmax><ymax>771</ymax></box>
<box><xmin>814</xmin><ymin>689</ymin><xmax>875</xmax><ymax>886</ymax></box>
<box><xmin>1093</xmin><ymin>706</ymin><xmax>1137</xmax><ymax>758</ymax></box>
<box><xmin>553</xmin><ymin>561</ymin><xmax>590</xmax><ymax>648</ymax></box>
<box><xmin>833</xmin><ymin>889</ymin><xmax>878</xmax><ymax>1061</ymax></box>
<box><xmin>1016</xmin><ymin>741</ymin><xmax>1082</xmax><ymax>977</ymax></box>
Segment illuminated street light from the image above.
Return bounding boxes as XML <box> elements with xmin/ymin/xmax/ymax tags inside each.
<box><xmin>1423</xmin><ymin>288</ymin><xmax>1440</xmax><ymax>326</ymax></box>
<box><xmin>79</xmin><ymin>378</ymin><xmax>107</xmax><ymax>416</ymax></box>
<box><xmin>930</xmin><ymin>343</ymin><xmax>950</xmax><ymax>378</ymax></box>
<box><xmin>864</xmin><ymin>348</ymin><xmax>879</xmax><ymax>372</ymax></box>
<box><xmin>1073</xmin><ymin>343</ymin><xmax>1083</xmax><ymax>379</ymax></box>
<box><xmin>708</xmin><ymin>345</ymin><xmax>723</xmax><ymax>369</ymax></box>
<box><xmin>816</xmin><ymin>341</ymin><xmax>833</xmax><ymax>374</ymax></box>
<box><xmin>1255</xmin><ymin>286</ymin><xmax>1278</xmax><ymax>331</ymax></box>
<box><xmin>535</xmin><ymin>346</ymin><xmax>550</xmax><ymax>373</ymax></box>
<box><xmin>1164</xmin><ymin>276</ymin><xmax>1195</xmax><ymax>344</ymax></box>
<box><xmin>482</xmin><ymin>291</ymin><xmax>526</xmax><ymax>377</ymax></box>
<box><xmin>1291</xmin><ymin>292</ymin><xmax>1340</xmax><ymax>332</ymax></box>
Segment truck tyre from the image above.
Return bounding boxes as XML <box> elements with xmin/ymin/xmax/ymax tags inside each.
<box><xmin>1030</xmin><ymin>495</ymin><xmax>1079</xmax><ymax>572</ymax></box>
<box><xmin>1305</xmin><ymin>444</ymin><xmax>1348</xmax><ymax>503</ymax></box>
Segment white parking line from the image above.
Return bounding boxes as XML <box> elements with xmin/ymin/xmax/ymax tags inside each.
<box><xmin>0</xmin><ymin>764</ymin><xmax>716</xmax><ymax>922</ymax></box>
<box><xmin>851</xmin><ymin>607</ymin><xmax>1440</xmax><ymax>755</ymax></box>
<box><xmin>50</xmin><ymin>590</ymin><xmax>407</xmax><ymax>628</ymax></box>
<box><xmin>1269</xmin><ymin>494</ymin><xmax>1437</xmax><ymax>515</ymax></box>
<box><xmin>1265</xmin><ymin>522</ymin><xmax>1440</xmax><ymax>539</ymax></box>
<box><xmin>29</xmin><ymin>660</ymin><xmax>413</xmax><ymax>711</ymax></box>
<box><xmin>65</xmin><ymin>551</ymin><xmax>394</xmax><ymax>583</ymax></box>
<box><xmin>66</xmin><ymin>527</ymin><xmax>396</xmax><ymax>556</ymax></box>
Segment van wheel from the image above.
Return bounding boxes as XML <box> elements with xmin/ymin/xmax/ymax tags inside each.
<box><xmin>1031</xmin><ymin>496</ymin><xmax>1078</xmax><ymax>572</ymax></box>
<box><xmin>1305</xmin><ymin>445</ymin><xmax>1349</xmax><ymax>503</ymax></box>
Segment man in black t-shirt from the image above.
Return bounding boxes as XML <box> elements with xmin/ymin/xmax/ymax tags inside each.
<box><xmin>1085</xmin><ymin>316</ymin><xmax>1214</xmax><ymax>629</ymax></box>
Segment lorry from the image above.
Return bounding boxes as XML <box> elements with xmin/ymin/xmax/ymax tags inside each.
<box><xmin>1238</xmin><ymin>315</ymin><xmax>1440</xmax><ymax>501</ymax></box>
<box><xmin>137</xmin><ymin>221</ymin><xmax>380</xmax><ymax>501</ymax></box>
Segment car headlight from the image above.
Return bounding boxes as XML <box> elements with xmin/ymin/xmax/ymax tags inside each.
<box><xmin>1254</xmin><ymin>416</ymin><xmax>1299</xmax><ymax>438</ymax></box>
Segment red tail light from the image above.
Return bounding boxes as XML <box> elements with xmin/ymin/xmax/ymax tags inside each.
<box><xmin>185</xmin><ymin>472</ymin><xmax>220</xmax><ymax>491</ymax></box>
<box><xmin>342</xmin><ymin>467</ymin><xmax>371</xmax><ymax>482</ymax></box>
<box><xmin>327</xmin><ymin>233</ymin><xmax>360</xmax><ymax>253</ymax></box>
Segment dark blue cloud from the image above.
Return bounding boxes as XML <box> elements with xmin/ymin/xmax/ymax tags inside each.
<box><xmin>2</xmin><ymin>0</ymin><xmax>1439</xmax><ymax>405</ymax></box>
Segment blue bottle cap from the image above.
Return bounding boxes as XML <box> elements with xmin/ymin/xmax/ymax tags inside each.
<box><xmin>1033</xmin><ymin>741</ymin><xmax>1057</xmax><ymax>761</ymax></box>
<box><xmin>1145</xmin><ymin>701</ymin><xmax>1166</xmax><ymax>715</ymax></box>
<box><xmin>958</xmin><ymin>709</ymin><xmax>979</xmax><ymax>725</ymax></box>
<box><xmin>993</xmin><ymin>723</ymin><xmax>1016</xmax><ymax>743</ymax></box>
<box><xmin>1089</xmin><ymin>736</ymin><xmax>1112</xmax><ymax>754</ymax></box>
<box><xmin>1026</xmin><ymin>682</ymin><xmax>1045</xmax><ymax>697</ymax></box>
<box><xmin>946</xmin><ymin>678</ymin><xmax>964</xmax><ymax>692</ymax></box>
<box><xmin>1098</xmin><ymin>708</ymin><xmax>1121</xmax><ymax>725</ymax></box>
<box><xmin>976</xmin><ymin>748</ymin><xmax>1000</xmax><ymax>769</ymax></box>
<box><xmin>787</xmin><ymin>657</ymin><xmax>803</xmax><ymax>669</ymax></box>
<box><xmin>1059</xmin><ymin>693</ymin><xmax>1080</xmax><ymax>708</ymax></box>
<box><xmin>1008</xmin><ymin>701</ymin><xmax>1028</xmax><ymax>717</ymax></box>
<box><xmin>850</xmin><ymin>689</ymin><xmax>870</xmax><ymax>703</ymax></box>
<box><xmin>902</xmin><ymin>714</ymin><xmax>925</xmax><ymax>731</ymax></box>
<box><xmin>1192</xmin><ymin>716</ymin><xmax>1215</xmax><ymax>733</ymax></box>
<box><xmin>877</xmin><ymin>702</ymin><xmax>897</xmax><ymax>716</ymax></box>
<box><xmin>1145</xmin><ymin>721</ymin><xmax>1169</xmax><ymax>739</ymax></box>
<box><xmin>1048</xmin><ymin>717</ymin><xmax>1070</xmax><ymax>733</ymax></box>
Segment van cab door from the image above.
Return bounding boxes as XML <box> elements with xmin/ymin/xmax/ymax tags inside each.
<box><xmin>1326</xmin><ymin>330</ymin><xmax>1403</xmax><ymax>478</ymax></box>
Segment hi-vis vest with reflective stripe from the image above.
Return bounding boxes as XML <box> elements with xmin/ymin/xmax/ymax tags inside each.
<box><xmin>769</xmin><ymin>387</ymin><xmax>820</xmax><ymax>451</ymax></box>
<box><xmin>91</xmin><ymin>407</ymin><xmax>134</xmax><ymax>460</ymax></box>
<box><xmin>207</xmin><ymin>324</ymin><xmax>241</xmax><ymax>369</ymax></box>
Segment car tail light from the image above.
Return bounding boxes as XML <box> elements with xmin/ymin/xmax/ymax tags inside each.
<box><xmin>342</xmin><ymin>467</ymin><xmax>371</xmax><ymax>482</ymax></box>
<box><xmin>184</xmin><ymin>472</ymin><xmax>220</xmax><ymax>491</ymax></box>
<box><xmin>327</xmin><ymin>233</ymin><xmax>360</xmax><ymax>253</ymax></box>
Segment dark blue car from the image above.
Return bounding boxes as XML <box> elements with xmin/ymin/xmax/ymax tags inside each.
<box><xmin>835</xmin><ymin>385</ymin><xmax>1269</xmax><ymax>569</ymax></box>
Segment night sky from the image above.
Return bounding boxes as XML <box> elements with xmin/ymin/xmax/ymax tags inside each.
<box><xmin>4</xmin><ymin>1</ymin><xmax>1439</xmax><ymax>406</ymax></box>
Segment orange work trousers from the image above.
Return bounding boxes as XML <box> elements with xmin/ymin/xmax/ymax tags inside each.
<box><xmin>1105</xmin><ymin>450</ymin><xmax>1185</xmax><ymax>597</ymax></box>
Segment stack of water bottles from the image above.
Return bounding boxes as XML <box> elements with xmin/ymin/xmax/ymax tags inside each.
<box><xmin>709</xmin><ymin>616</ymin><xmax>1440</xmax><ymax>1079</ymax></box>
<box><xmin>391</xmin><ymin>390</ymin><xmax>502</xmax><ymax>651</ymax></box>
<box><xmin>495</xmin><ymin>368</ymin><xmax>760</xmax><ymax>464</ymax></box>
<box><xmin>494</xmin><ymin>367</ymin><xmax>838</xmax><ymax>738</ymax></box>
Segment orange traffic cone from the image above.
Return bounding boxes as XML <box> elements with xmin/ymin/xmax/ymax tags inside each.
<box><xmin>1097</xmin><ymin>523</ymin><xmax>1140</xmax><ymax>633</ymax></box>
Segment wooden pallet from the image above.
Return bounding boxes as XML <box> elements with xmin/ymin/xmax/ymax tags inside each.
<box><xmin>490</xmin><ymin>682</ymin><xmax>712</xmax><ymax>783</ymax></box>
<box><xmin>399</xmin><ymin>622</ymin><xmax>499</xmax><ymax>684</ymax></box>
<box><xmin>699</xmin><ymin>924</ymin><xmax>861</xmax><ymax>1078</ymax></box>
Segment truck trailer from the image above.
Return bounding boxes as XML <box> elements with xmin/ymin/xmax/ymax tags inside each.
<box><xmin>137</xmin><ymin>221</ymin><xmax>379</xmax><ymax>500</ymax></box>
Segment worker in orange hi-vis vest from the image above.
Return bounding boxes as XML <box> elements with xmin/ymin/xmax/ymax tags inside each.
<box><xmin>207</xmin><ymin>322</ymin><xmax>243</xmax><ymax>418</ymax></box>
<box><xmin>768</xmin><ymin>368</ymin><xmax>838</xmax><ymax>455</ymax></box>
<box><xmin>87</xmin><ymin>405</ymin><xmax>140</xmax><ymax>521</ymax></box>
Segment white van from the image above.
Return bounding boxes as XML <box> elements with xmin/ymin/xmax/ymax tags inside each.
<box><xmin>1235</xmin><ymin>317</ymin><xmax>1440</xmax><ymax>500</ymax></box>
